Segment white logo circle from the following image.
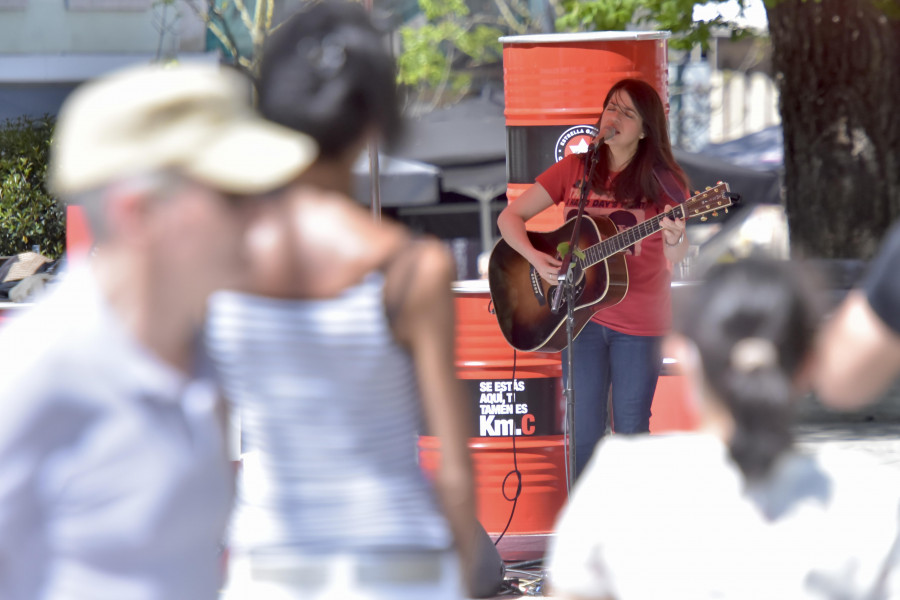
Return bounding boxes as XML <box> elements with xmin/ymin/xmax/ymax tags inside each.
<box><xmin>555</xmin><ymin>125</ymin><xmax>599</xmax><ymax>162</ymax></box>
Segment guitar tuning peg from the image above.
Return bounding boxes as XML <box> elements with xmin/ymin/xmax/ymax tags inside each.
<box><xmin>700</xmin><ymin>216</ymin><xmax>708</xmax><ymax>222</ymax></box>
<box><xmin>712</xmin><ymin>211</ymin><xmax>718</xmax><ymax>217</ymax></box>
<box><xmin>724</xmin><ymin>208</ymin><xmax>729</xmax><ymax>214</ymax></box>
<box><xmin>705</xmin><ymin>186</ymin><xmax>712</xmax><ymax>191</ymax></box>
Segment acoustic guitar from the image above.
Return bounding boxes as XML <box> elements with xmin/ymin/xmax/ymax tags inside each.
<box><xmin>488</xmin><ymin>182</ymin><xmax>733</xmax><ymax>353</ymax></box>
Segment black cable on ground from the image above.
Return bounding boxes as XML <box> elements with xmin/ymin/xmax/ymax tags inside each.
<box><xmin>505</xmin><ymin>558</ymin><xmax>544</xmax><ymax>570</ymax></box>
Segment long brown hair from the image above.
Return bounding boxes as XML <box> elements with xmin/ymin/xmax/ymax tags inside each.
<box><xmin>588</xmin><ymin>78</ymin><xmax>689</xmax><ymax>209</ymax></box>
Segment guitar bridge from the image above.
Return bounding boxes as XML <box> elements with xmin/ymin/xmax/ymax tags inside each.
<box><xmin>529</xmin><ymin>266</ymin><xmax>547</xmax><ymax>306</ymax></box>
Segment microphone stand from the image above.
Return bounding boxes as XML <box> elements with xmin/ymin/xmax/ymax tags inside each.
<box><xmin>551</xmin><ymin>143</ymin><xmax>602</xmax><ymax>494</ymax></box>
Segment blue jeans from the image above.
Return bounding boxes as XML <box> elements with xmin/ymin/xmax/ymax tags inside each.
<box><xmin>561</xmin><ymin>321</ymin><xmax>662</xmax><ymax>478</ymax></box>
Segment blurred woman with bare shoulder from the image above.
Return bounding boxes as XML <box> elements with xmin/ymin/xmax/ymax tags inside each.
<box><xmin>206</xmin><ymin>3</ymin><xmax>477</xmax><ymax>598</ymax></box>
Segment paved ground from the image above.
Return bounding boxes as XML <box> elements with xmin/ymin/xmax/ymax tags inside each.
<box><xmin>216</xmin><ymin>386</ymin><xmax>900</xmax><ymax>599</ymax></box>
<box><xmin>478</xmin><ymin>386</ymin><xmax>900</xmax><ymax>598</ymax></box>
<box><xmin>792</xmin><ymin>384</ymin><xmax>900</xmax><ymax>474</ymax></box>
<box><xmin>216</xmin><ymin>405</ymin><xmax>900</xmax><ymax>599</ymax></box>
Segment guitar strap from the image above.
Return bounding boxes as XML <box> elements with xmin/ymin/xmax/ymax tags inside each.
<box><xmin>652</xmin><ymin>165</ymin><xmax>689</xmax><ymax>206</ymax></box>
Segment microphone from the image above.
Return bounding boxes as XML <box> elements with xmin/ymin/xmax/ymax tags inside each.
<box><xmin>588</xmin><ymin>127</ymin><xmax>615</xmax><ymax>154</ymax></box>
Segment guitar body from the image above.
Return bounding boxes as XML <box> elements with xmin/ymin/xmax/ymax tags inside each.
<box><xmin>488</xmin><ymin>215</ymin><xmax>628</xmax><ymax>353</ymax></box>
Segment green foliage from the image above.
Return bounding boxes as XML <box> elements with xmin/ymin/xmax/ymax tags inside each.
<box><xmin>399</xmin><ymin>22</ymin><xmax>468</xmax><ymax>88</ymax></box>
<box><xmin>556</xmin><ymin>0</ymin><xmax>640</xmax><ymax>31</ymax></box>
<box><xmin>419</xmin><ymin>0</ymin><xmax>469</xmax><ymax>20</ymax></box>
<box><xmin>556</xmin><ymin>0</ymin><xmax>757</xmax><ymax>50</ymax></box>
<box><xmin>398</xmin><ymin>0</ymin><xmax>761</xmax><ymax>104</ymax></box>
<box><xmin>397</xmin><ymin>0</ymin><xmax>506</xmax><ymax>103</ymax></box>
<box><xmin>457</xmin><ymin>24</ymin><xmax>506</xmax><ymax>62</ymax></box>
<box><xmin>0</xmin><ymin>116</ymin><xmax>65</xmax><ymax>260</ymax></box>
<box><xmin>398</xmin><ymin>18</ymin><xmax>504</xmax><ymax>90</ymax></box>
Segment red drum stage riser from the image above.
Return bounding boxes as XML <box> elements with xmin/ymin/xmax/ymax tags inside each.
<box><xmin>419</xmin><ymin>282</ymin><xmax>567</xmax><ymax>536</ymax></box>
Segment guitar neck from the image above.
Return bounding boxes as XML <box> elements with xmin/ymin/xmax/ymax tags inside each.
<box><xmin>583</xmin><ymin>204</ymin><xmax>684</xmax><ymax>267</ymax></box>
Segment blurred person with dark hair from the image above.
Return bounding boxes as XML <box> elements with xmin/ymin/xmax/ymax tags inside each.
<box><xmin>497</xmin><ymin>78</ymin><xmax>691</xmax><ymax>478</ymax></box>
<box><xmin>548</xmin><ymin>258</ymin><xmax>900</xmax><ymax>599</ymax></box>
<box><xmin>815</xmin><ymin>221</ymin><xmax>900</xmax><ymax>408</ymax></box>
<box><xmin>205</xmin><ymin>2</ymin><xmax>478</xmax><ymax>599</ymax></box>
<box><xmin>0</xmin><ymin>63</ymin><xmax>316</xmax><ymax>600</ymax></box>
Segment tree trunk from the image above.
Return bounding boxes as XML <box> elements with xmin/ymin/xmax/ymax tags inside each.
<box><xmin>766</xmin><ymin>0</ymin><xmax>900</xmax><ymax>259</ymax></box>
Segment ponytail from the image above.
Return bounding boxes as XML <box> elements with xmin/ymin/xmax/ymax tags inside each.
<box><xmin>722</xmin><ymin>365</ymin><xmax>794</xmax><ymax>479</ymax></box>
<box><xmin>677</xmin><ymin>259</ymin><xmax>822</xmax><ymax>481</ymax></box>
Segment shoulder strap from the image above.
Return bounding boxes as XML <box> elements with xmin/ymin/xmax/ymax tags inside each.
<box><xmin>653</xmin><ymin>165</ymin><xmax>688</xmax><ymax>204</ymax></box>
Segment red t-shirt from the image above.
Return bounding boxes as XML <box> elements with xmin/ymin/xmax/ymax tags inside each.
<box><xmin>535</xmin><ymin>154</ymin><xmax>688</xmax><ymax>336</ymax></box>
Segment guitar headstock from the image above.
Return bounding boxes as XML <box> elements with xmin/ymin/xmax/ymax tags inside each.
<box><xmin>683</xmin><ymin>182</ymin><xmax>733</xmax><ymax>222</ymax></box>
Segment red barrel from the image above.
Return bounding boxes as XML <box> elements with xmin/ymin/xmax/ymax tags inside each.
<box><xmin>649</xmin><ymin>282</ymin><xmax>702</xmax><ymax>433</ymax></box>
<box><xmin>502</xmin><ymin>31</ymin><xmax>670</xmax><ymax>231</ymax></box>
<box><xmin>66</xmin><ymin>205</ymin><xmax>93</xmax><ymax>267</ymax></box>
<box><xmin>418</xmin><ymin>279</ymin><xmax>566</xmax><ymax>538</ymax></box>
<box><xmin>649</xmin><ymin>359</ymin><xmax>700</xmax><ymax>433</ymax></box>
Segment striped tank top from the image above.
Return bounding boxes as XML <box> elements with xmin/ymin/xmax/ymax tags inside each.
<box><xmin>205</xmin><ymin>271</ymin><xmax>453</xmax><ymax>553</ymax></box>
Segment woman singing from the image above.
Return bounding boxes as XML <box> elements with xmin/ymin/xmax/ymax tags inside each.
<box><xmin>496</xmin><ymin>78</ymin><xmax>690</xmax><ymax>477</ymax></box>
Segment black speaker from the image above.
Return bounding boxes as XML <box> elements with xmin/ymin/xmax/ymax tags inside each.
<box><xmin>467</xmin><ymin>520</ymin><xmax>505</xmax><ymax>598</ymax></box>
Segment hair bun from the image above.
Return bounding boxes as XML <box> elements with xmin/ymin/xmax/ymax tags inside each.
<box><xmin>730</xmin><ymin>337</ymin><xmax>778</xmax><ymax>373</ymax></box>
<box><xmin>296</xmin><ymin>34</ymin><xmax>347</xmax><ymax>79</ymax></box>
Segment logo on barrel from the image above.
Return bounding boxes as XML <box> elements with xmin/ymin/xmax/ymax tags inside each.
<box><xmin>555</xmin><ymin>125</ymin><xmax>599</xmax><ymax>162</ymax></box>
<box><xmin>464</xmin><ymin>378</ymin><xmax>560</xmax><ymax>437</ymax></box>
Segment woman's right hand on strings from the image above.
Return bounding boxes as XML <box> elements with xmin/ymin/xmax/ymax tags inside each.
<box><xmin>496</xmin><ymin>183</ymin><xmax>562</xmax><ymax>285</ymax></box>
<box><xmin>530</xmin><ymin>251</ymin><xmax>564</xmax><ymax>285</ymax></box>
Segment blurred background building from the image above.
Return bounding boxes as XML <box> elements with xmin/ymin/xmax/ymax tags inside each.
<box><xmin>0</xmin><ymin>0</ymin><xmax>213</xmax><ymax>122</ymax></box>
<box><xmin>0</xmin><ymin>0</ymin><xmax>788</xmax><ymax>279</ymax></box>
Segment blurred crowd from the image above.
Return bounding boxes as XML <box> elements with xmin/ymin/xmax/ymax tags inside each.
<box><xmin>0</xmin><ymin>2</ymin><xmax>898</xmax><ymax>599</ymax></box>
